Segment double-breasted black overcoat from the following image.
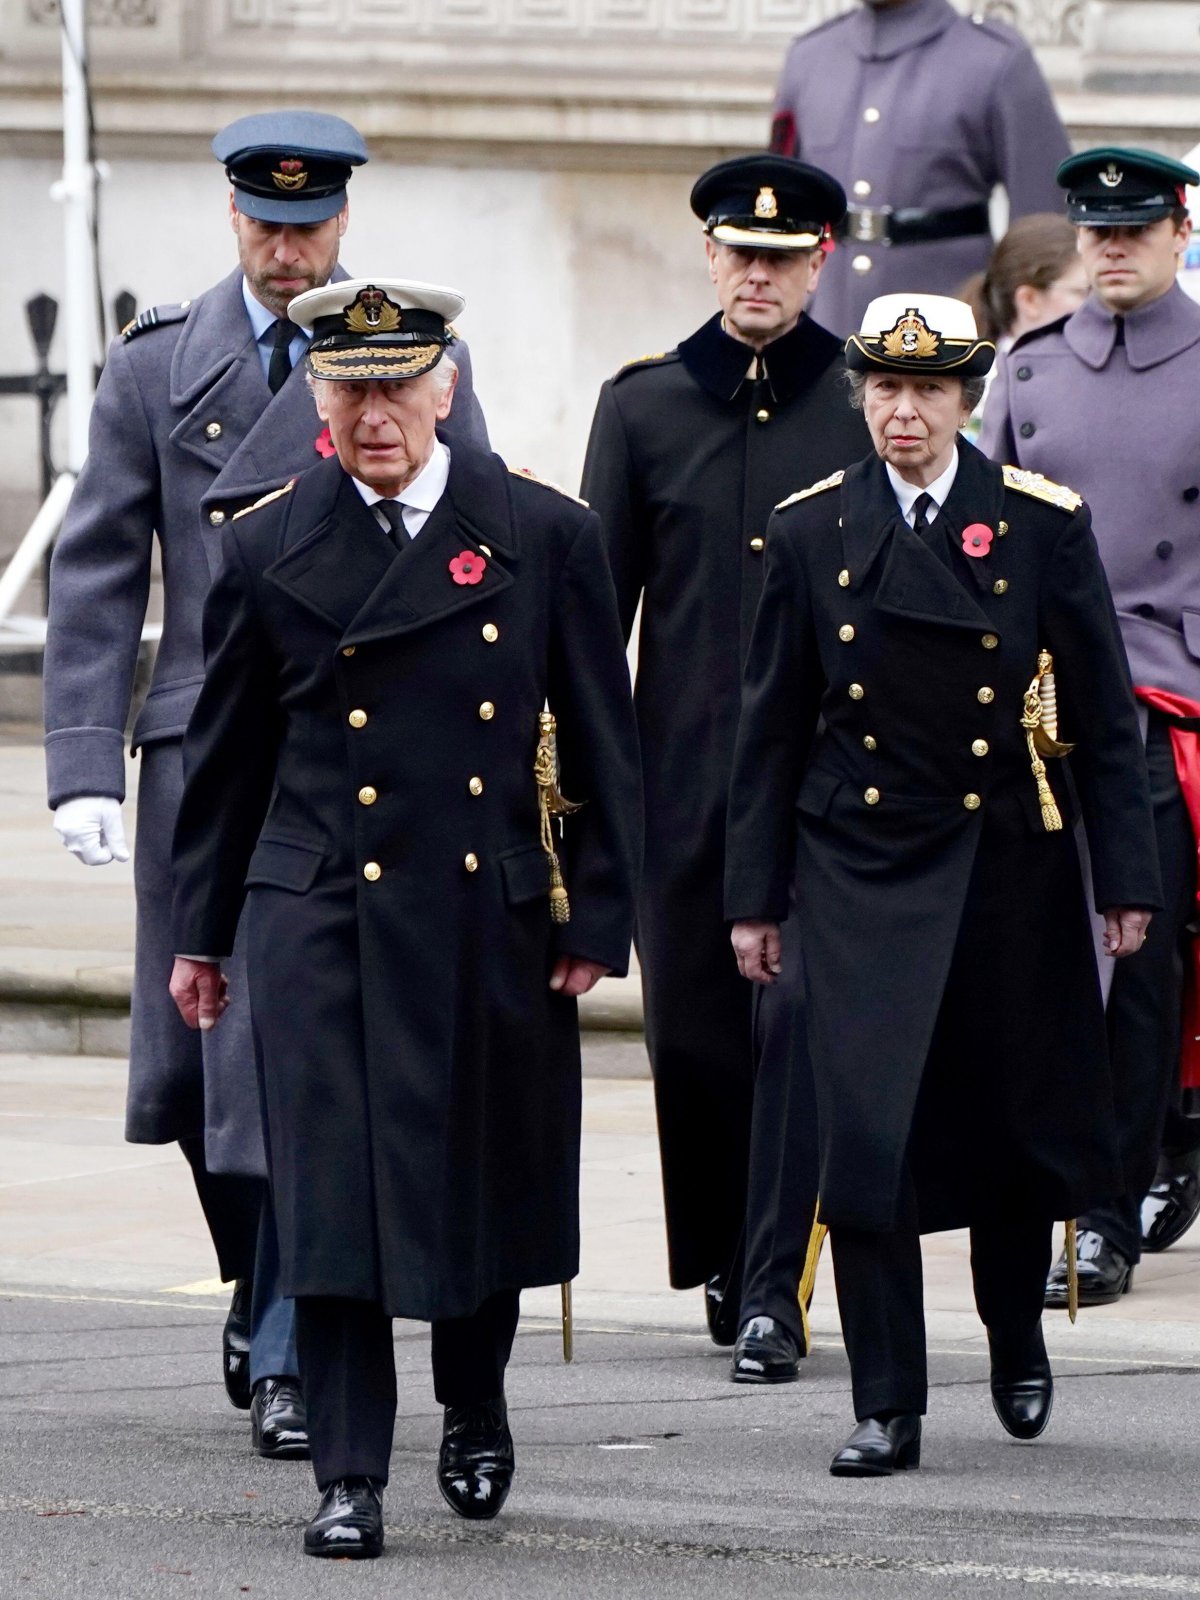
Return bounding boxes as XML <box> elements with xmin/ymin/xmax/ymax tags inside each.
<box><xmin>726</xmin><ymin>440</ymin><xmax>1162</xmax><ymax>1234</ymax></box>
<box><xmin>171</xmin><ymin>440</ymin><xmax>641</xmax><ymax>1320</ymax></box>
<box><xmin>581</xmin><ymin>311</ymin><xmax>870</xmax><ymax>1286</ymax></box>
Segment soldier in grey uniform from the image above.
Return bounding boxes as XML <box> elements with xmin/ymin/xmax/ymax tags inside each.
<box><xmin>980</xmin><ymin>147</ymin><xmax>1200</xmax><ymax>1304</ymax></box>
<box><xmin>769</xmin><ymin>0</ymin><xmax>1069</xmax><ymax>337</ymax></box>
<box><xmin>42</xmin><ymin>111</ymin><xmax>488</xmax><ymax>1453</ymax></box>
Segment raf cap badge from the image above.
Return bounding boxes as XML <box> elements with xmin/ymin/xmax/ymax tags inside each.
<box><xmin>882</xmin><ymin>308</ymin><xmax>941</xmax><ymax>360</ymax></box>
<box><xmin>273</xmin><ymin>157</ymin><xmax>309</xmax><ymax>191</ymax></box>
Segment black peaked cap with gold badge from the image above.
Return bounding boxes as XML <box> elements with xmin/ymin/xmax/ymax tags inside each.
<box><xmin>845</xmin><ymin>292</ymin><xmax>995</xmax><ymax>378</ymax></box>
<box><xmin>691</xmin><ymin>153</ymin><xmax>847</xmax><ymax>251</ymax></box>
<box><xmin>1057</xmin><ymin>146</ymin><xmax>1199</xmax><ymax>228</ymax></box>
<box><xmin>212</xmin><ymin>109</ymin><xmax>369</xmax><ymax>225</ymax></box>
<box><xmin>288</xmin><ymin>278</ymin><xmax>466</xmax><ymax>382</ymax></box>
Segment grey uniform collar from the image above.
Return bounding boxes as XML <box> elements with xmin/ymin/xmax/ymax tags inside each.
<box><xmin>848</xmin><ymin>0</ymin><xmax>956</xmax><ymax>61</ymax></box>
<box><xmin>1064</xmin><ymin>284</ymin><xmax>1200</xmax><ymax>372</ymax></box>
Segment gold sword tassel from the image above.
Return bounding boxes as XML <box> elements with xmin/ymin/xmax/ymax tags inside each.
<box><xmin>796</xmin><ymin>1203</ymin><xmax>828</xmax><ymax>1354</ymax></box>
<box><xmin>1065</xmin><ymin>1218</ymin><xmax>1079</xmax><ymax>1324</ymax></box>
<box><xmin>535</xmin><ymin>711</ymin><xmax>583</xmax><ymax>923</ymax></box>
<box><xmin>561</xmin><ymin>1280</ymin><xmax>574</xmax><ymax>1362</ymax></box>
<box><xmin>1020</xmin><ymin>650</ymin><xmax>1075</xmax><ymax>833</ymax></box>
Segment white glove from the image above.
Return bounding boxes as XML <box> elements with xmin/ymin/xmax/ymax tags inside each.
<box><xmin>53</xmin><ymin>796</ymin><xmax>130</xmax><ymax>866</ymax></box>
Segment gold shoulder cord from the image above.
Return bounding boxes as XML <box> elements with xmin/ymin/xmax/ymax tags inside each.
<box><xmin>534</xmin><ymin>711</ymin><xmax>583</xmax><ymax>923</ymax></box>
<box><xmin>1020</xmin><ymin>650</ymin><xmax>1074</xmax><ymax>832</ymax></box>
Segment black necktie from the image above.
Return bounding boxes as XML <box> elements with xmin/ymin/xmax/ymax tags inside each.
<box><xmin>267</xmin><ymin>319</ymin><xmax>294</xmax><ymax>395</ymax></box>
<box><xmin>377</xmin><ymin>499</ymin><xmax>408</xmax><ymax>550</ymax></box>
<box><xmin>911</xmin><ymin>492</ymin><xmax>936</xmax><ymax>536</ymax></box>
<box><xmin>1113</xmin><ymin>315</ymin><xmax>1126</xmax><ymax>347</ymax></box>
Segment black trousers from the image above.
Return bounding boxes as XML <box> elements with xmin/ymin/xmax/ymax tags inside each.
<box><xmin>295</xmin><ymin>1289</ymin><xmax>521</xmax><ymax>1488</ymax></box>
<box><xmin>179</xmin><ymin>1136</ymin><xmax>261</xmax><ymax>1283</ymax></box>
<box><xmin>740</xmin><ymin>928</ymin><xmax>820</xmax><ymax>1348</ymax></box>
<box><xmin>830</xmin><ymin>1169</ymin><xmax>1052</xmax><ymax>1420</ymax></box>
<box><xmin>1083</xmin><ymin>715</ymin><xmax>1200</xmax><ymax>1264</ymax></box>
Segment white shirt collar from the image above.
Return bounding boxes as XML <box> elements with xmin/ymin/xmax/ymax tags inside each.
<box><xmin>351</xmin><ymin>440</ymin><xmax>451</xmax><ymax>538</ymax></box>
<box><xmin>887</xmin><ymin>449</ymin><xmax>960</xmax><ymax>526</ymax></box>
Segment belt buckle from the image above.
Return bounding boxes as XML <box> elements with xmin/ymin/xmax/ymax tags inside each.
<box><xmin>847</xmin><ymin>205</ymin><xmax>892</xmax><ymax>246</ymax></box>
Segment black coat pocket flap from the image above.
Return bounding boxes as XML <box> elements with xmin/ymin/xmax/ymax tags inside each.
<box><xmin>500</xmin><ymin>842</ymin><xmax>551</xmax><ymax>906</ymax></box>
<box><xmin>245</xmin><ymin>836</ymin><xmax>325</xmax><ymax>893</ymax></box>
<box><xmin>795</xmin><ymin>767</ymin><xmax>842</xmax><ymax>818</ymax></box>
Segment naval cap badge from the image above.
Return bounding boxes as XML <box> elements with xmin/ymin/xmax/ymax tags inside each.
<box><xmin>881</xmin><ymin>307</ymin><xmax>941</xmax><ymax>360</ymax></box>
<box><xmin>344</xmin><ymin>285</ymin><xmax>403</xmax><ymax>334</ymax></box>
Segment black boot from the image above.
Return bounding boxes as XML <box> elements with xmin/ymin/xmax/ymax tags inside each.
<box><xmin>437</xmin><ymin>1398</ymin><xmax>514</xmax><ymax>1520</ymax></box>
<box><xmin>988</xmin><ymin>1323</ymin><xmax>1053</xmax><ymax>1440</ymax></box>
<box><xmin>303</xmin><ymin>1477</ymin><xmax>383</xmax><ymax>1559</ymax></box>
<box><xmin>730</xmin><ymin>1316</ymin><xmax>803</xmax><ymax>1384</ymax></box>
<box><xmin>222</xmin><ymin>1280</ymin><xmax>252</xmax><ymax>1410</ymax></box>
<box><xmin>829</xmin><ymin>1414</ymin><xmax>921</xmax><ymax>1477</ymax></box>
<box><xmin>250</xmin><ymin>1376</ymin><xmax>310</xmax><ymax>1459</ymax></box>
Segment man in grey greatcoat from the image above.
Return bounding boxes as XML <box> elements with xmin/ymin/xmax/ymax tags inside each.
<box><xmin>769</xmin><ymin>0</ymin><xmax>1069</xmax><ymax>336</ymax></box>
<box><xmin>42</xmin><ymin>110</ymin><xmax>488</xmax><ymax>1455</ymax></box>
<box><xmin>980</xmin><ymin>147</ymin><xmax>1200</xmax><ymax>1305</ymax></box>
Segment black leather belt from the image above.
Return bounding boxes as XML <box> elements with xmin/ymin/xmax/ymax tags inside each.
<box><xmin>841</xmin><ymin>202</ymin><xmax>991</xmax><ymax>247</ymax></box>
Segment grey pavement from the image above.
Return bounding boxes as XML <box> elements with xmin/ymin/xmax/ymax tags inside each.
<box><xmin>5</xmin><ymin>736</ymin><xmax>1200</xmax><ymax>1595</ymax></box>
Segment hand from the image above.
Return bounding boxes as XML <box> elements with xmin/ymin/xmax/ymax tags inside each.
<box><xmin>731</xmin><ymin>920</ymin><xmax>783</xmax><ymax>985</ymax></box>
<box><xmin>1101</xmin><ymin>907</ymin><xmax>1153</xmax><ymax>959</ymax></box>
<box><xmin>53</xmin><ymin>796</ymin><xmax>129</xmax><ymax>866</ymax></box>
<box><xmin>169</xmin><ymin>957</ymin><xmax>229</xmax><ymax>1031</ymax></box>
<box><xmin>549</xmin><ymin>955</ymin><xmax>611</xmax><ymax>998</ymax></box>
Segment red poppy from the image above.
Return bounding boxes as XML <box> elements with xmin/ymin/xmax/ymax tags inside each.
<box><xmin>962</xmin><ymin>522</ymin><xmax>994</xmax><ymax>558</ymax></box>
<box><xmin>449</xmin><ymin>550</ymin><xmax>487</xmax><ymax>586</ymax></box>
<box><xmin>314</xmin><ymin>426</ymin><xmax>336</xmax><ymax>459</ymax></box>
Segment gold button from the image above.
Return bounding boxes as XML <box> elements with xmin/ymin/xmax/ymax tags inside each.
<box><xmin>838</xmin><ymin>624</ymin><xmax>855</xmax><ymax>643</ymax></box>
<box><xmin>464</xmin><ymin>852</ymin><xmax>479</xmax><ymax>872</ymax></box>
<box><xmin>853</xmin><ymin>179</ymin><xmax>871</xmax><ymax>197</ymax></box>
<box><xmin>998</xmin><ymin>520</ymin><xmax>1009</xmax><ymax>536</ymax></box>
<box><xmin>992</xmin><ymin>579</ymin><xmax>1008</xmax><ymax>595</ymax></box>
<box><xmin>863</xmin><ymin>106</ymin><xmax>881</xmax><ymax>123</ymax></box>
<box><xmin>964</xmin><ymin>793</ymin><xmax>982</xmax><ymax>811</ymax></box>
<box><xmin>981</xmin><ymin>633</ymin><xmax>999</xmax><ymax>650</ymax></box>
<box><xmin>341</xmin><ymin>645</ymin><xmax>356</xmax><ymax>657</ymax></box>
<box><xmin>756</xmin><ymin>408</ymin><xmax>770</xmax><ymax>423</ymax></box>
<box><xmin>363</xmin><ymin>861</ymin><xmax>381</xmax><ymax>881</ymax></box>
<box><xmin>205</xmin><ymin>421</ymin><xmax>222</xmax><ymax>440</ymax></box>
<box><xmin>348</xmin><ymin>708</ymin><xmax>368</xmax><ymax>729</ymax></box>
<box><xmin>849</xmin><ymin>682</ymin><xmax>865</xmax><ymax>700</ymax></box>
<box><xmin>977</xmin><ymin>687</ymin><xmax>995</xmax><ymax>705</ymax></box>
<box><xmin>469</xmin><ymin>776</ymin><xmax>484</xmax><ymax>796</ymax></box>
<box><xmin>479</xmin><ymin>545</ymin><xmax>492</xmax><ymax>558</ymax></box>
<box><xmin>852</xmin><ymin>254</ymin><xmax>872</xmax><ymax>274</ymax></box>
<box><xmin>750</xmin><ymin>537</ymin><xmax>765</xmax><ymax>552</ymax></box>
<box><xmin>479</xmin><ymin>701</ymin><xmax>495</xmax><ymax>721</ymax></box>
<box><xmin>971</xmin><ymin>740</ymin><xmax>989</xmax><ymax>758</ymax></box>
<box><xmin>482</xmin><ymin>623</ymin><xmax>499</xmax><ymax>643</ymax></box>
<box><xmin>863</xmin><ymin>735</ymin><xmax>877</xmax><ymax>752</ymax></box>
<box><xmin>864</xmin><ymin>787</ymin><xmax>880</xmax><ymax>805</ymax></box>
<box><xmin>838</xmin><ymin>569</ymin><xmax>851</xmax><ymax>588</ymax></box>
<box><xmin>208</xmin><ymin>509</ymin><xmax>226</xmax><ymax>526</ymax></box>
<box><xmin>358</xmin><ymin>785</ymin><xmax>377</xmax><ymax>805</ymax></box>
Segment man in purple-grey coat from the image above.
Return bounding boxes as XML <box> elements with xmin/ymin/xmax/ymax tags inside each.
<box><xmin>980</xmin><ymin>146</ymin><xmax>1200</xmax><ymax>1306</ymax></box>
<box><xmin>770</xmin><ymin>0</ymin><xmax>1069</xmax><ymax>336</ymax></box>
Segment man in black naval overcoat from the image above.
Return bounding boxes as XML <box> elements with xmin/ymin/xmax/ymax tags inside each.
<box><xmin>727</xmin><ymin>292</ymin><xmax>1161</xmax><ymax>1475</ymax></box>
<box><xmin>169</xmin><ymin>278</ymin><xmax>640</xmax><ymax>1557</ymax></box>
<box><xmin>581</xmin><ymin>155</ymin><xmax>870</xmax><ymax>1363</ymax></box>
<box><xmin>42</xmin><ymin>110</ymin><xmax>488</xmax><ymax>1453</ymax></box>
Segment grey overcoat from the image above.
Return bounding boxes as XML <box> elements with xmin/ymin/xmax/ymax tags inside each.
<box><xmin>43</xmin><ymin>265</ymin><xmax>489</xmax><ymax>1175</ymax></box>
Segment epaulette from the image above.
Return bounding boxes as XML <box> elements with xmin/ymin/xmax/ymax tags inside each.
<box><xmin>776</xmin><ymin>470</ymin><xmax>844</xmax><ymax>511</ymax></box>
<box><xmin>120</xmin><ymin>301</ymin><xmax>191</xmax><ymax>342</ymax></box>
<box><xmin>232</xmin><ymin>479</ymin><xmax>296</xmax><ymax>521</ymax></box>
<box><xmin>508</xmin><ymin>465</ymin><xmax>588</xmax><ymax>507</ymax></box>
<box><xmin>612</xmin><ymin>350</ymin><xmax>675</xmax><ymax>380</ymax></box>
<box><xmin>1002</xmin><ymin>465</ymin><xmax>1082</xmax><ymax>513</ymax></box>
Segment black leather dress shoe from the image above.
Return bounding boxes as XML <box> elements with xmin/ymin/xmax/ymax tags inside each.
<box><xmin>731</xmin><ymin>1316</ymin><xmax>803</xmax><ymax>1384</ymax></box>
<box><xmin>1142</xmin><ymin>1148</ymin><xmax>1200</xmax><ymax>1253</ymax></box>
<box><xmin>303</xmin><ymin>1477</ymin><xmax>383</xmax><ymax>1559</ymax></box>
<box><xmin>988</xmin><ymin>1326</ymin><xmax>1053</xmax><ymax>1440</ymax></box>
<box><xmin>704</xmin><ymin>1272</ymin><xmax>741</xmax><ymax>1348</ymax></box>
<box><xmin>829</xmin><ymin>1414</ymin><xmax>921</xmax><ymax>1477</ymax></box>
<box><xmin>1045</xmin><ymin>1229</ymin><xmax>1132</xmax><ymax>1309</ymax></box>
<box><xmin>250</xmin><ymin>1376</ymin><xmax>310</xmax><ymax>1460</ymax></box>
<box><xmin>222</xmin><ymin>1279</ymin><xmax>252</xmax><ymax>1411</ymax></box>
<box><xmin>438</xmin><ymin>1398</ymin><xmax>514</xmax><ymax>1520</ymax></box>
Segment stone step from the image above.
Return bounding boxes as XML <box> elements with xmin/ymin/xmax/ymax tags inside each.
<box><xmin>0</xmin><ymin>946</ymin><xmax>647</xmax><ymax>1065</ymax></box>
